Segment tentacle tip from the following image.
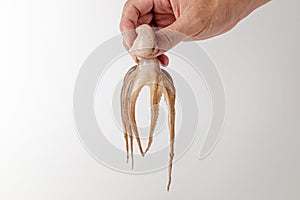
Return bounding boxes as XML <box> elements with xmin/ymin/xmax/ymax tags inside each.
<box><xmin>144</xmin><ymin>141</ymin><xmax>154</xmax><ymax>155</ymax></box>
<box><xmin>131</xmin><ymin>158</ymin><xmax>134</xmax><ymax>170</ymax></box>
<box><xmin>144</xmin><ymin>148</ymin><xmax>150</xmax><ymax>155</ymax></box>
<box><xmin>167</xmin><ymin>185</ymin><xmax>171</xmax><ymax>192</ymax></box>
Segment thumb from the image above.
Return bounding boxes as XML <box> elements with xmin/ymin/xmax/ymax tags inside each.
<box><xmin>152</xmin><ymin>18</ymin><xmax>189</xmax><ymax>57</ymax></box>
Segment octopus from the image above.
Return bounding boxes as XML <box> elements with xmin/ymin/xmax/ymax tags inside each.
<box><xmin>120</xmin><ymin>24</ymin><xmax>176</xmax><ymax>191</ymax></box>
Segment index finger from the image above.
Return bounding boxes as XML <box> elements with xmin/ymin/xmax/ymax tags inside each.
<box><xmin>119</xmin><ymin>0</ymin><xmax>153</xmax><ymax>47</ymax></box>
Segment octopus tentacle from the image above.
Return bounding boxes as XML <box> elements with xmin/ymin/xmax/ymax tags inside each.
<box><xmin>163</xmin><ymin>86</ymin><xmax>176</xmax><ymax>191</ymax></box>
<box><xmin>160</xmin><ymin>69</ymin><xmax>176</xmax><ymax>191</ymax></box>
<box><xmin>128</xmin><ymin>85</ymin><xmax>145</xmax><ymax>157</ymax></box>
<box><xmin>121</xmin><ymin>66</ymin><xmax>137</xmax><ymax>162</ymax></box>
<box><xmin>144</xmin><ymin>82</ymin><xmax>163</xmax><ymax>154</ymax></box>
<box><xmin>129</xmin><ymin>127</ymin><xmax>134</xmax><ymax>169</ymax></box>
<box><xmin>120</xmin><ymin>24</ymin><xmax>176</xmax><ymax>191</ymax></box>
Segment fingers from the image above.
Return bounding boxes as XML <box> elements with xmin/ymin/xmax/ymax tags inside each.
<box><xmin>120</xmin><ymin>0</ymin><xmax>154</xmax><ymax>47</ymax></box>
<box><xmin>119</xmin><ymin>0</ymin><xmax>185</xmax><ymax>67</ymax></box>
<box><xmin>123</xmin><ymin>39</ymin><xmax>138</xmax><ymax>63</ymax></box>
<box><xmin>152</xmin><ymin>18</ymin><xmax>188</xmax><ymax>57</ymax></box>
<box><xmin>137</xmin><ymin>12</ymin><xmax>153</xmax><ymax>26</ymax></box>
<box><xmin>137</xmin><ymin>17</ymin><xmax>188</xmax><ymax>63</ymax></box>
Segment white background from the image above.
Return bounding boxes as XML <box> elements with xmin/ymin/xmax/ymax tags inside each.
<box><xmin>0</xmin><ymin>0</ymin><xmax>299</xmax><ymax>199</ymax></box>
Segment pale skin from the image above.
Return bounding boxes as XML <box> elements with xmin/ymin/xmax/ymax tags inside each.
<box><xmin>120</xmin><ymin>0</ymin><xmax>270</xmax><ymax>66</ymax></box>
<box><xmin>119</xmin><ymin>0</ymin><xmax>270</xmax><ymax>191</ymax></box>
<box><xmin>120</xmin><ymin>24</ymin><xmax>176</xmax><ymax>191</ymax></box>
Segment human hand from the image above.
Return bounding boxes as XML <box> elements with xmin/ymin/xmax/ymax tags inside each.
<box><xmin>120</xmin><ymin>0</ymin><xmax>270</xmax><ymax>66</ymax></box>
